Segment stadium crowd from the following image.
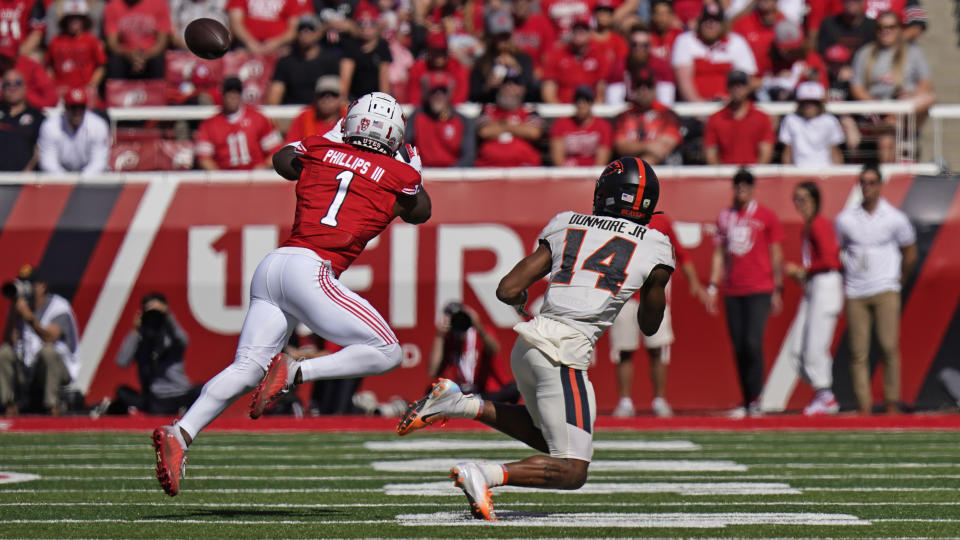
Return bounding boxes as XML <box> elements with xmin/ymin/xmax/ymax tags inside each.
<box><xmin>0</xmin><ymin>0</ymin><xmax>936</xmax><ymax>171</ymax></box>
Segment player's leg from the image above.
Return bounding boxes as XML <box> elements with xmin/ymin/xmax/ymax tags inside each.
<box><xmin>643</xmin><ymin>304</ymin><xmax>675</xmax><ymax>417</ymax></box>
<box><xmin>608</xmin><ymin>299</ymin><xmax>639</xmax><ymax>417</ymax></box>
<box><xmin>802</xmin><ymin>273</ymin><xmax>843</xmax><ymax>415</ymax></box>
<box><xmin>846</xmin><ymin>296</ymin><xmax>873</xmax><ymax>414</ymax></box>
<box><xmin>874</xmin><ymin>290</ymin><xmax>902</xmax><ymax>413</ymax></box>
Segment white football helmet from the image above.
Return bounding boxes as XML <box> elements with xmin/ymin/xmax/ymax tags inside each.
<box><xmin>342</xmin><ymin>92</ymin><xmax>406</xmax><ymax>155</ymax></box>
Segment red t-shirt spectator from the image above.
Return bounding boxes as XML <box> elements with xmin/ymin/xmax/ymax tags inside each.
<box><xmin>650</xmin><ymin>27</ymin><xmax>682</xmax><ymax>64</ymax></box>
<box><xmin>704</xmin><ymin>103</ymin><xmax>774</xmax><ymax>164</ymax></box>
<box><xmin>594</xmin><ymin>31</ymin><xmax>628</xmax><ymax>80</ymax></box>
<box><xmin>46</xmin><ymin>32</ymin><xmax>106</xmax><ymax>90</ymax></box>
<box><xmin>195</xmin><ymin>106</ymin><xmax>284</xmax><ymax>170</ymax></box>
<box><xmin>513</xmin><ymin>12</ymin><xmax>556</xmax><ymax>69</ymax></box>
<box><xmin>804</xmin><ymin>214</ymin><xmax>841</xmax><ymax>274</ymax></box>
<box><xmin>406</xmin><ymin>57</ymin><xmax>469</xmax><ymax>106</ymax></box>
<box><xmin>613</xmin><ymin>101</ymin><xmax>682</xmax><ymax>151</ymax></box>
<box><xmin>541</xmin><ymin>0</ymin><xmax>595</xmax><ymax>35</ymax></box>
<box><xmin>673</xmin><ymin>0</ymin><xmax>704</xmax><ymax>27</ymax></box>
<box><xmin>671</xmin><ymin>30</ymin><xmax>757</xmax><ymax>100</ymax></box>
<box><xmin>16</xmin><ymin>55</ymin><xmax>57</xmax><ymax>108</ymax></box>
<box><xmin>732</xmin><ymin>10</ymin><xmax>785</xmax><ymax>76</ymax></box>
<box><xmin>408</xmin><ymin>109</ymin><xmax>472</xmax><ymax>168</ymax></box>
<box><xmin>716</xmin><ymin>199</ymin><xmax>784</xmax><ymax>296</ymax></box>
<box><xmin>549</xmin><ymin>116</ymin><xmax>612</xmax><ymax>166</ymax></box>
<box><xmin>226</xmin><ymin>0</ymin><xmax>305</xmax><ymax>42</ymax></box>
<box><xmin>285</xmin><ymin>108</ymin><xmax>339</xmax><ymax>143</ymax></box>
<box><xmin>542</xmin><ymin>42</ymin><xmax>611</xmax><ymax>103</ymax></box>
<box><xmin>475</xmin><ymin>105</ymin><xmax>542</xmax><ymax>167</ymax></box>
<box><xmin>0</xmin><ymin>0</ymin><xmax>44</xmax><ymax>58</ymax></box>
<box><xmin>103</xmin><ymin>0</ymin><xmax>172</xmax><ymax>51</ymax></box>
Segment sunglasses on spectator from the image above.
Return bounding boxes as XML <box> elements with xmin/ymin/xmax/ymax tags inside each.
<box><xmin>2</xmin><ymin>80</ymin><xmax>23</xmax><ymax>88</ymax></box>
<box><xmin>630</xmin><ymin>40</ymin><xmax>651</xmax><ymax>48</ymax></box>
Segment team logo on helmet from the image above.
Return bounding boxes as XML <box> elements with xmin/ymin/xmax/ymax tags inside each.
<box><xmin>360</xmin><ymin>118</ymin><xmax>371</xmax><ymax>131</ymax></box>
<box><xmin>642</xmin><ymin>199</ymin><xmax>651</xmax><ymax>209</ymax></box>
<box><xmin>602</xmin><ymin>159</ymin><xmax>625</xmax><ymax>176</ymax></box>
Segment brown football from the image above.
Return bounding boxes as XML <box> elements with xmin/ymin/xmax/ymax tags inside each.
<box><xmin>184</xmin><ymin>18</ymin><xmax>231</xmax><ymax>60</ymax></box>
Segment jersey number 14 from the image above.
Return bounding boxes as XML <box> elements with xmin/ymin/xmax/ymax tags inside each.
<box><xmin>552</xmin><ymin>229</ymin><xmax>637</xmax><ymax>295</ymax></box>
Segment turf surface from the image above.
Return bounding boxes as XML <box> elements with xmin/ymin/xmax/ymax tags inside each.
<box><xmin>2</xmin><ymin>429</ymin><xmax>959</xmax><ymax>538</ymax></box>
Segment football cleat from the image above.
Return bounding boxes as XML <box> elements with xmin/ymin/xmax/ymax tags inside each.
<box><xmin>450</xmin><ymin>462</ymin><xmax>496</xmax><ymax>521</ymax></box>
<box><xmin>396</xmin><ymin>378</ymin><xmax>462</xmax><ymax>436</ymax></box>
<box><xmin>152</xmin><ymin>425</ymin><xmax>187</xmax><ymax>496</ymax></box>
<box><xmin>250</xmin><ymin>353</ymin><xmax>297</xmax><ymax>419</ymax></box>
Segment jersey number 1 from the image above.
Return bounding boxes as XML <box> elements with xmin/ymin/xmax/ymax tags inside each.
<box><xmin>320</xmin><ymin>170</ymin><xmax>354</xmax><ymax>227</ymax></box>
<box><xmin>552</xmin><ymin>229</ymin><xmax>637</xmax><ymax>294</ymax></box>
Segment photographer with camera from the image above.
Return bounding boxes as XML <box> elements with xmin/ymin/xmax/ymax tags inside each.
<box><xmin>0</xmin><ymin>265</ymin><xmax>80</xmax><ymax>416</ymax></box>
<box><xmin>108</xmin><ymin>292</ymin><xmax>199</xmax><ymax>415</ymax></box>
<box><xmin>428</xmin><ymin>301</ymin><xmax>519</xmax><ymax>403</ymax></box>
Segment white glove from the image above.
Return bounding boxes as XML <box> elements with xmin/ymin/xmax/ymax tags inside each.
<box><xmin>323</xmin><ymin>119</ymin><xmax>344</xmax><ymax>143</ymax></box>
<box><xmin>395</xmin><ymin>144</ymin><xmax>422</xmax><ymax>174</ymax></box>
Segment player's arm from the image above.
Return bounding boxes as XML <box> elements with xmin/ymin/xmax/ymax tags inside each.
<box><xmin>497</xmin><ymin>242</ymin><xmax>552</xmax><ymax>308</ymax></box>
<box><xmin>393</xmin><ymin>188</ymin><xmax>431</xmax><ymax>224</ymax></box>
<box><xmin>272</xmin><ymin>144</ymin><xmax>303</xmax><ymax>180</ymax></box>
<box><xmin>637</xmin><ymin>265</ymin><xmax>672</xmax><ymax>336</ymax></box>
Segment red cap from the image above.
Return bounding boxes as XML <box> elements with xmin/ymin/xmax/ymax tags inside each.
<box><xmin>65</xmin><ymin>86</ymin><xmax>87</xmax><ymax>106</ymax></box>
<box><xmin>594</xmin><ymin>0</ymin><xmax>615</xmax><ymax>10</ymax></box>
<box><xmin>423</xmin><ymin>71</ymin><xmax>453</xmax><ymax>92</ymax></box>
<box><xmin>824</xmin><ymin>44</ymin><xmax>851</xmax><ymax>64</ymax></box>
<box><xmin>572</xmin><ymin>13</ymin><xmax>593</xmax><ymax>28</ymax></box>
<box><xmin>353</xmin><ymin>2</ymin><xmax>379</xmax><ymax>22</ymax></box>
<box><xmin>426</xmin><ymin>31</ymin><xmax>447</xmax><ymax>50</ymax></box>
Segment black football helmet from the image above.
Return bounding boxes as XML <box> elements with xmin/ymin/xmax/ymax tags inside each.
<box><xmin>593</xmin><ymin>157</ymin><xmax>661</xmax><ymax>225</ymax></box>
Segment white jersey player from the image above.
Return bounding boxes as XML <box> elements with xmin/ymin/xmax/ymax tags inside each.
<box><xmin>396</xmin><ymin>158</ymin><xmax>675</xmax><ymax>520</ymax></box>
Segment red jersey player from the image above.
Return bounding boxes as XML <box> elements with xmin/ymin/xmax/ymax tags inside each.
<box><xmin>194</xmin><ymin>77</ymin><xmax>284</xmax><ymax>170</ymax></box>
<box><xmin>0</xmin><ymin>0</ymin><xmax>44</xmax><ymax>59</ymax></box>
<box><xmin>152</xmin><ymin>92</ymin><xmax>431</xmax><ymax>497</ymax></box>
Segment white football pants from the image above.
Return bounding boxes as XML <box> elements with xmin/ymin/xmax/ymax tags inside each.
<box><xmin>178</xmin><ymin>247</ymin><xmax>401</xmax><ymax>439</ymax></box>
<box><xmin>787</xmin><ymin>271</ymin><xmax>844</xmax><ymax>390</ymax></box>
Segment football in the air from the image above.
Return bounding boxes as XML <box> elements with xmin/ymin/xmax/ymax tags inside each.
<box><xmin>184</xmin><ymin>18</ymin><xmax>231</xmax><ymax>60</ymax></box>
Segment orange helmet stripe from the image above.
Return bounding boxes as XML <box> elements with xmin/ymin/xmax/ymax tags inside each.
<box><xmin>630</xmin><ymin>157</ymin><xmax>647</xmax><ymax>212</ymax></box>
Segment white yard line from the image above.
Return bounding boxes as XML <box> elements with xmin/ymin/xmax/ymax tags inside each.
<box><xmin>384</xmin><ymin>482</ymin><xmax>801</xmax><ymax>496</ymax></box>
<box><xmin>363</xmin><ymin>440</ymin><xmax>700</xmax><ymax>451</ymax></box>
<box><xmin>2</xmin><ymin>501</ymin><xmax>959</xmax><ymax>508</ymax></box>
<box><xmin>396</xmin><ymin>511</ymin><xmax>871</xmax><ymax>528</ymax></box>
<box><xmin>372</xmin><ymin>459</ymin><xmax>746</xmax><ymax>473</ymax></box>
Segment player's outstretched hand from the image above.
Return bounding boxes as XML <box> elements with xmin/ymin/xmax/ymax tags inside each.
<box><xmin>396</xmin><ymin>144</ymin><xmax>422</xmax><ymax>174</ymax></box>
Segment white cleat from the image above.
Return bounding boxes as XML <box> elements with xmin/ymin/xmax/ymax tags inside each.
<box><xmin>449</xmin><ymin>462</ymin><xmax>496</xmax><ymax>521</ymax></box>
<box><xmin>396</xmin><ymin>378</ymin><xmax>466</xmax><ymax>435</ymax></box>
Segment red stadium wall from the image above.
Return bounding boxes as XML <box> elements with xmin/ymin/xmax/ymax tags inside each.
<box><xmin>0</xmin><ymin>171</ymin><xmax>958</xmax><ymax>415</ymax></box>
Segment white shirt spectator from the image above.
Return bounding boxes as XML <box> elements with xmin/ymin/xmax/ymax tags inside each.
<box><xmin>835</xmin><ymin>198</ymin><xmax>916</xmax><ymax>299</ymax></box>
<box><xmin>671</xmin><ymin>31</ymin><xmax>758</xmax><ymax>75</ymax></box>
<box><xmin>778</xmin><ymin>112</ymin><xmax>845</xmax><ymax>167</ymax></box>
<box><xmin>37</xmin><ymin>111</ymin><xmax>110</xmax><ymax>174</ymax></box>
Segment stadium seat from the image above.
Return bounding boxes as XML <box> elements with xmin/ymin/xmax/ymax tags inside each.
<box><xmin>105</xmin><ymin>79</ymin><xmax>167</xmax><ymax>108</ymax></box>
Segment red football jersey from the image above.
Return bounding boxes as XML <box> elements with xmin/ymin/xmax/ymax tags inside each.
<box><xmin>195</xmin><ymin>106</ymin><xmax>283</xmax><ymax>170</ymax></box>
<box><xmin>282</xmin><ymin>138</ymin><xmax>422</xmax><ymax>274</ymax></box>
<box><xmin>226</xmin><ymin>0</ymin><xmax>308</xmax><ymax>42</ymax></box>
<box><xmin>46</xmin><ymin>32</ymin><xmax>107</xmax><ymax>89</ymax></box>
<box><xmin>0</xmin><ymin>0</ymin><xmax>44</xmax><ymax>58</ymax></box>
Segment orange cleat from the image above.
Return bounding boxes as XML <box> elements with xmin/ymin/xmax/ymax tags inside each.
<box><xmin>152</xmin><ymin>425</ymin><xmax>187</xmax><ymax>496</ymax></box>
<box><xmin>450</xmin><ymin>462</ymin><xmax>496</xmax><ymax>521</ymax></box>
<box><xmin>396</xmin><ymin>378</ymin><xmax>462</xmax><ymax>436</ymax></box>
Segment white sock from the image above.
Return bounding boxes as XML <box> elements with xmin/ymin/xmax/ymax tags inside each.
<box><xmin>455</xmin><ymin>394</ymin><xmax>483</xmax><ymax>419</ymax></box>
<box><xmin>479</xmin><ymin>462</ymin><xmax>507</xmax><ymax>487</ymax></box>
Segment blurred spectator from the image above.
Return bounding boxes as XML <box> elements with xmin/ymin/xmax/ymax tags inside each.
<box><xmin>835</xmin><ymin>164</ymin><xmax>917</xmax><ymax>414</ymax></box>
<box><xmin>0</xmin><ymin>265</ymin><xmax>80</xmax><ymax>416</ymax></box>
<box><xmin>419</xmin><ymin>0</ymin><xmax>484</xmax><ymax>66</ymax></box>
<box><xmin>474</xmin><ymin>74</ymin><xmax>543</xmax><ymax>167</ymax></box>
<box><xmin>811</xmin><ymin>0</ymin><xmax>926</xmax><ymax>45</ymax></box>
<box><xmin>727</xmin><ymin>0</ymin><xmax>805</xmax><ymax>24</ymax></box>
<box><xmin>469</xmin><ymin>10</ymin><xmax>536</xmax><ymax>104</ymax></box>
<box><xmin>267</xmin><ymin>16</ymin><xmax>342</xmax><ymax>105</ymax></box>
<box><xmin>759</xmin><ymin>20</ymin><xmax>828</xmax><ymax>101</ymax></box>
<box><xmin>541</xmin><ymin>0</ymin><xmax>596</xmax><ymax>36</ymax></box>
<box><xmin>732</xmin><ymin>0</ymin><xmax>785</xmax><ymax>77</ymax></box>
<box><xmin>593</xmin><ymin>0</ymin><xmax>628</xmax><ymax>85</ymax></box>
<box><xmin>103</xmin><ymin>0</ymin><xmax>171</xmax><ymax>80</ymax></box>
<box><xmin>548</xmin><ymin>85</ymin><xmax>611</xmax><ymax>166</ymax></box>
<box><xmin>340</xmin><ymin>5</ymin><xmax>391</xmax><ymax>100</ymax></box>
<box><xmin>707</xmin><ymin>169</ymin><xmax>784</xmax><ymax>418</ymax></box>
<box><xmin>46</xmin><ymin>0</ymin><xmax>106</xmax><ymax>97</ymax></box>
<box><xmin>45</xmin><ymin>0</ymin><xmax>105</xmax><ymax>44</ymax></box>
<box><xmin>430</xmin><ymin>301</ymin><xmax>518</xmax><ymax>403</ymax></box>
<box><xmin>510</xmin><ymin>0</ymin><xmax>556</xmax><ymax>76</ymax></box>
<box><xmin>0</xmin><ymin>0</ymin><xmax>44</xmax><ymax>59</ymax></box>
<box><xmin>37</xmin><ymin>87</ymin><xmax>109</xmax><ymax>173</ymax></box>
<box><xmin>816</xmin><ymin>0</ymin><xmax>876</xmax><ymax>58</ymax></box>
<box><xmin>672</xmin><ymin>0</ymin><xmax>706</xmax><ymax>29</ymax></box>
<box><xmin>704</xmin><ymin>70</ymin><xmax>774</xmax><ymax>165</ymax></box>
<box><xmin>195</xmin><ymin>76</ymin><xmax>283</xmax><ymax>170</ymax></box>
<box><xmin>108</xmin><ymin>292</ymin><xmax>200</xmax><ymax>416</ymax></box>
<box><xmin>170</xmin><ymin>0</ymin><xmax>226</xmax><ymax>51</ymax></box>
<box><xmin>612</xmin><ymin>66</ymin><xmax>681</xmax><ymax>165</ymax></box>
<box><xmin>672</xmin><ymin>4</ymin><xmax>757</xmax><ymax>102</ymax></box>
<box><xmin>407</xmin><ymin>31</ymin><xmax>469</xmax><ymax>106</ymax></box>
<box><xmin>824</xmin><ymin>43</ymin><xmax>862</xmax><ymax>151</ymax></box>
<box><xmin>541</xmin><ymin>17</ymin><xmax>610</xmax><ymax>103</ymax></box>
<box><xmin>1</xmin><ymin>55</ymin><xmax>58</xmax><ymax>109</ymax></box>
<box><xmin>779</xmin><ymin>81</ymin><xmax>845</xmax><ymax>166</ymax></box>
<box><xmin>850</xmin><ymin>11</ymin><xmax>934</xmax><ymax>163</ymax></box>
<box><xmin>649</xmin><ymin>0</ymin><xmax>682</xmax><ymax>64</ymax></box>
<box><xmin>608</xmin><ymin>23</ymin><xmax>675</xmax><ymax>106</ymax></box>
<box><xmin>227</xmin><ymin>0</ymin><xmax>303</xmax><ymax>55</ymax></box>
<box><xmin>0</xmin><ymin>69</ymin><xmax>41</xmax><ymax>171</ymax></box>
<box><xmin>783</xmin><ymin>181</ymin><xmax>843</xmax><ymax>416</ymax></box>
<box><xmin>285</xmin><ymin>75</ymin><xmax>344</xmax><ymax>143</ymax></box>
<box><xmin>405</xmin><ymin>72</ymin><xmax>475</xmax><ymax>167</ymax></box>
<box><xmin>379</xmin><ymin>4</ymin><xmax>415</xmax><ymax>104</ymax></box>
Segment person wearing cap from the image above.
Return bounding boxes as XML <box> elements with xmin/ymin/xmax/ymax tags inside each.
<box><xmin>406</xmin><ymin>31</ymin><xmax>469</xmax><ymax>106</ymax></box>
<box><xmin>45</xmin><ymin>0</ymin><xmax>106</xmax><ymax>97</ymax></box>
<box><xmin>475</xmin><ymin>74</ymin><xmax>544</xmax><ymax>167</ymax></box>
<box><xmin>405</xmin><ymin>72</ymin><xmax>475</xmax><ymax>167</ymax></box>
<box><xmin>704</xmin><ymin>70</ymin><xmax>774</xmax><ymax>165</ymax></box>
<box><xmin>779</xmin><ymin>81</ymin><xmax>845</xmax><ymax>166</ymax></box>
<box><xmin>267</xmin><ymin>15</ymin><xmax>343</xmax><ymax>105</ymax></box>
<box><xmin>731</xmin><ymin>0</ymin><xmax>786</xmax><ymax>77</ymax></box>
<box><xmin>470</xmin><ymin>10</ymin><xmax>536</xmax><ymax>104</ymax></box>
<box><xmin>760</xmin><ymin>20</ymin><xmax>829</xmax><ymax>101</ymax></box>
<box><xmin>284</xmin><ymin>75</ymin><xmax>345</xmax><ymax>143</ymax></box>
<box><xmin>672</xmin><ymin>3</ymin><xmax>758</xmax><ymax>102</ymax></box>
<box><xmin>510</xmin><ymin>0</ymin><xmax>556</xmax><ymax>75</ymax></box>
<box><xmin>194</xmin><ymin>77</ymin><xmax>283</xmax><ymax>170</ymax></box>
<box><xmin>0</xmin><ymin>265</ymin><xmax>81</xmax><ymax>416</ymax></box>
<box><xmin>339</xmin><ymin>6</ymin><xmax>392</xmax><ymax>100</ymax></box>
<box><xmin>816</xmin><ymin>0</ymin><xmax>877</xmax><ymax>58</ymax></box>
<box><xmin>707</xmin><ymin>168</ymin><xmax>784</xmax><ymax>419</ymax></box>
<box><xmin>548</xmin><ymin>85</ymin><xmax>611</xmax><ymax>166</ymax></box>
<box><xmin>36</xmin><ymin>86</ymin><xmax>109</xmax><ymax>173</ymax></box>
<box><xmin>541</xmin><ymin>16</ymin><xmax>610</xmax><ymax>104</ymax></box>
<box><xmin>103</xmin><ymin>0</ymin><xmax>172</xmax><ymax>79</ymax></box>
<box><xmin>227</xmin><ymin>0</ymin><xmax>306</xmax><ymax>55</ymax></box>
<box><xmin>608</xmin><ymin>23</ymin><xmax>675</xmax><ymax>106</ymax></box>
<box><xmin>613</xmin><ymin>66</ymin><xmax>681</xmax><ymax>165</ymax></box>
<box><xmin>0</xmin><ymin>69</ymin><xmax>42</xmax><ymax>171</ymax></box>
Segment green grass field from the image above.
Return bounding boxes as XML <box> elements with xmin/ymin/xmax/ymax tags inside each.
<box><xmin>2</xmin><ymin>429</ymin><xmax>960</xmax><ymax>538</ymax></box>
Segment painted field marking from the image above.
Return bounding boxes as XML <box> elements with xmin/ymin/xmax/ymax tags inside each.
<box><xmin>364</xmin><ymin>440</ymin><xmax>700</xmax><ymax>452</ymax></box>
<box><xmin>0</xmin><ymin>472</ymin><xmax>39</xmax><ymax>484</ymax></box>
<box><xmin>372</xmin><ymin>459</ymin><xmax>746</xmax><ymax>473</ymax></box>
<box><xmin>2</xmin><ymin>501</ymin><xmax>958</xmax><ymax>509</ymax></box>
<box><xmin>384</xmin><ymin>482</ymin><xmax>801</xmax><ymax>496</ymax></box>
<box><xmin>37</xmin><ymin>473</ymin><xmax>960</xmax><ymax>482</ymax></box>
<box><xmin>395</xmin><ymin>511</ymin><xmax>871</xmax><ymax>528</ymax></box>
<box><xmin>0</xmin><ymin>488</ymin><xmax>383</xmax><ymax>494</ymax></box>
